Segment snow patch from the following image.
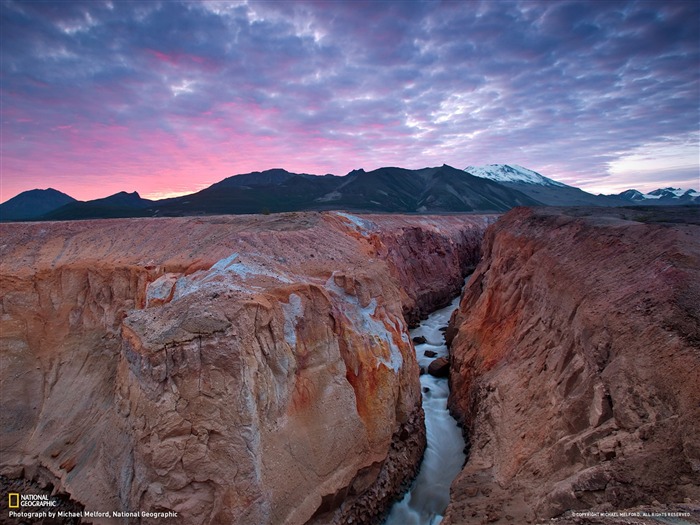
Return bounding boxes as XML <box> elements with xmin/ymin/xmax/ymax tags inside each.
<box><xmin>465</xmin><ymin>164</ymin><xmax>567</xmax><ymax>188</ymax></box>
<box><xmin>203</xmin><ymin>252</ymin><xmax>293</xmax><ymax>283</ymax></box>
<box><xmin>170</xmin><ymin>252</ymin><xmax>293</xmax><ymax>301</ymax></box>
<box><xmin>334</xmin><ymin>212</ymin><xmax>376</xmax><ymax>237</ymax></box>
<box><xmin>171</xmin><ymin>275</ymin><xmax>248</xmax><ymax>302</ymax></box>
<box><xmin>222</xmin><ymin>260</ymin><xmax>293</xmax><ymax>283</ymax></box>
<box><xmin>325</xmin><ymin>274</ymin><xmax>404</xmax><ymax>372</ymax></box>
<box><xmin>146</xmin><ymin>273</ymin><xmax>178</xmax><ymax>305</ymax></box>
<box><xmin>281</xmin><ymin>293</ymin><xmax>303</xmax><ymax>348</ymax></box>
<box><xmin>210</xmin><ymin>252</ymin><xmax>239</xmax><ymax>271</ymax></box>
<box><xmin>646</xmin><ymin>187</ymin><xmax>699</xmax><ymax>199</ymax></box>
<box><xmin>315</xmin><ymin>190</ymin><xmax>342</xmax><ymax>202</ymax></box>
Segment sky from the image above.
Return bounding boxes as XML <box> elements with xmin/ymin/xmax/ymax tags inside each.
<box><xmin>1</xmin><ymin>0</ymin><xmax>699</xmax><ymax>202</ymax></box>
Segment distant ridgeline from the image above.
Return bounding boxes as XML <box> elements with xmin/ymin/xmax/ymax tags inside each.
<box><xmin>2</xmin><ymin>164</ymin><xmax>698</xmax><ymax>221</ymax></box>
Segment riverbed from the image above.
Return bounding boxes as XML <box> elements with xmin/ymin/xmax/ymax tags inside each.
<box><xmin>384</xmin><ymin>294</ymin><xmax>466</xmax><ymax>525</ymax></box>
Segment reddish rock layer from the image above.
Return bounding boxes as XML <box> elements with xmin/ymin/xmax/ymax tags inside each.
<box><xmin>367</xmin><ymin>216</ymin><xmax>488</xmax><ymax>325</ymax></box>
<box><xmin>0</xmin><ymin>212</ymin><xmax>492</xmax><ymax>525</ymax></box>
<box><xmin>444</xmin><ymin>207</ymin><xmax>700</xmax><ymax>524</ymax></box>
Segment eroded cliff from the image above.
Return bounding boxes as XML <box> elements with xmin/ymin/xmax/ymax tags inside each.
<box><xmin>0</xmin><ymin>212</ymin><xmax>493</xmax><ymax>524</ymax></box>
<box><xmin>444</xmin><ymin>207</ymin><xmax>700</xmax><ymax>524</ymax></box>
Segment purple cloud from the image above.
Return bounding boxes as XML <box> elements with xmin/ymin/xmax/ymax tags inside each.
<box><xmin>1</xmin><ymin>0</ymin><xmax>698</xmax><ymax>201</ymax></box>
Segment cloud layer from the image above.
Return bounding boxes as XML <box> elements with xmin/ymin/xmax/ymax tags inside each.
<box><xmin>2</xmin><ymin>0</ymin><xmax>698</xmax><ymax>200</ymax></box>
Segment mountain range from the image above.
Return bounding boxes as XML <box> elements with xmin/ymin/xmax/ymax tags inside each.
<box><xmin>467</xmin><ymin>164</ymin><xmax>700</xmax><ymax>207</ymax></box>
<box><xmin>1</xmin><ymin>164</ymin><xmax>698</xmax><ymax>222</ymax></box>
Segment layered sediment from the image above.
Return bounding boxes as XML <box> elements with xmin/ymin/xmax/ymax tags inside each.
<box><xmin>444</xmin><ymin>207</ymin><xmax>700</xmax><ymax>524</ymax></box>
<box><xmin>0</xmin><ymin>212</ymin><xmax>493</xmax><ymax>524</ymax></box>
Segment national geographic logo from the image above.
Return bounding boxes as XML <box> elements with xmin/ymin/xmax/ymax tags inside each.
<box><xmin>6</xmin><ymin>492</ymin><xmax>179</xmax><ymax>520</ymax></box>
<box><xmin>6</xmin><ymin>493</ymin><xmax>58</xmax><ymax>508</ymax></box>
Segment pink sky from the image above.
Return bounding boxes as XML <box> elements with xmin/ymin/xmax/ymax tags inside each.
<box><xmin>2</xmin><ymin>0</ymin><xmax>698</xmax><ymax>203</ymax></box>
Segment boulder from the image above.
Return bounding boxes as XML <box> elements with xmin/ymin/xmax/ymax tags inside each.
<box><xmin>428</xmin><ymin>357</ymin><xmax>450</xmax><ymax>377</ymax></box>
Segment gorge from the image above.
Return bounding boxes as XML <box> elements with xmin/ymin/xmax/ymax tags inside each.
<box><xmin>385</xmin><ymin>294</ymin><xmax>467</xmax><ymax>525</ymax></box>
<box><xmin>0</xmin><ymin>212</ymin><xmax>491</xmax><ymax>524</ymax></box>
<box><xmin>1</xmin><ymin>206</ymin><xmax>699</xmax><ymax>524</ymax></box>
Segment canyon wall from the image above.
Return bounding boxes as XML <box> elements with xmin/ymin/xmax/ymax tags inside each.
<box><xmin>444</xmin><ymin>207</ymin><xmax>700</xmax><ymax>524</ymax></box>
<box><xmin>0</xmin><ymin>212</ymin><xmax>493</xmax><ymax>524</ymax></box>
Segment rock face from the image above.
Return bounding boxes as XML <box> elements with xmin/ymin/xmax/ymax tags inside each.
<box><xmin>0</xmin><ymin>211</ymin><xmax>492</xmax><ymax>525</ymax></box>
<box><xmin>444</xmin><ymin>207</ymin><xmax>700</xmax><ymax>524</ymax></box>
<box><xmin>363</xmin><ymin>215</ymin><xmax>489</xmax><ymax>326</ymax></box>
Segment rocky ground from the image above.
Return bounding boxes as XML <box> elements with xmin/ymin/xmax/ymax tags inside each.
<box><xmin>0</xmin><ymin>211</ymin><xmax>494</xmax><ymax>525</ymax></box>
<box><xmin>443</xmin><ymin>206</ymin><xmax>700</xmax><ymax>525</ymax></box>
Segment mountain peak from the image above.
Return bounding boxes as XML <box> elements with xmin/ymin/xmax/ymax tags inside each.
<box><xmin>109</xmin><ymin>190</ymin><xmax>141</xmax><ymax>198</ymax></box>
<box><xmin>618</xmin><ymin>189</ymin><xmax>645</xmax><ymax>200</ymax></box>
<box><xmin>647</xmin><ymin>187</ymin><xmax>693</xmax><ymax>197</ymax></box>
<box><xmin>0</xmin><ymin>188</ymin><xmax>77</xmax><ymax>221</ymax></box>
<box><xmin>465</xmin><ymin>164</ymin><xmax>568</xmax><ymax>188</ymax></box>
<box><xmin>618</xmin><ymin>187</ymin><xmax>700</xmax><ymax>202</ymax></box>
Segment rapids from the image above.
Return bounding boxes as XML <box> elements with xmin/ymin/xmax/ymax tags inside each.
<box><xmin>384</xmin><ymin>294</ymin><xmax>466</xmax><ymax>525</ymax></box>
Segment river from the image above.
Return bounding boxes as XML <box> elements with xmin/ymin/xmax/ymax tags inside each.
<box><xmin>384</xmin><ymin>294</ymin><xmax>466</xmax><ymax>525</ymax></box>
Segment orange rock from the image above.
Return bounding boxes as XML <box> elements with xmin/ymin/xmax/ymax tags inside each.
<box><xmin>0</xmin><ymin>211</ymin><xmax>491</xmax><ymax>525</ymax></box>
<box><xmin>444</xmin><ymin>207</ymin><xmax>700</xmax><ymax>525</ymax></box>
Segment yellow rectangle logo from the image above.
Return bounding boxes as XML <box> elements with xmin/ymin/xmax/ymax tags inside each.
<box><xmin>8</xmin><ymin>493</ymin><xmax>19</xmax><ymax>508</ymax></box>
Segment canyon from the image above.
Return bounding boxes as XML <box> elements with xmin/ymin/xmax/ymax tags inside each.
<box><xmin>444</xmin><ymin>207</ymin><xmax>700</xmax><ymax>524</ymax></box>
<box><xmin>0</xmin><ymin>212</ymin><xmax>492</xmax><ymax>524</ymax></box>
<box><xmin>2</xmin><ymin>206</ymin><xmax>699</xmax><ymax>525</ymax></box>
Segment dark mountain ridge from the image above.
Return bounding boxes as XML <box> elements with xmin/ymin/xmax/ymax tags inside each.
<box><xmin>0</xmin><ymin>188</ymin><xmax>76</xmax><ymax>221</ymax></box>
<box><xmin>39</xmin><ymin>191</ymin><xmax>155</xmax><ymax>221</ymax></box>
<box><xmin>3</xmin><ymin>164</ymin><xmax>697</xmax><ymax>222</ymax></box>
<box><xmin>145</xmin><ymin>165</ymin><xmax>539</xmax><ymax>218</ymax></box>
<box><xmin>4</xmin><ymin>165</ymin><xmax>540</xmax><ymax>221</ymax></box>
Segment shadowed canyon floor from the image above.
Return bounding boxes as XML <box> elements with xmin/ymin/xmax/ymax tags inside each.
<box><xmin>444</xmin><ymin>207</ymin><xmax>700</xmax><ymax>525</ymax></box>
<box><xmin>0</xmin><ymin>212</ymin><xmax>493</xmax><ymax>524</ymax></box>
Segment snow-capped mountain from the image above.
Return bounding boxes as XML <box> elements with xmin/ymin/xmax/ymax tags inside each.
<box><xmin>465</xmin><ymin>164</ymin><xmax>568</xmax><ymax>188</ymax></box>
<box><xmin>464</xmin><ymin>164</ymin><xmax>699</xmax><ymax>207</ymax></box>
<box><xmin>616</xmin><ymin>187</ymin><xmax>700</xmax><ymax>204</ymax></box>
<box><xmin>646</xmin><ymin>187</ymin><xmax>700</xmax><ymax>199</ymax></box>
<box><xmin>464</xmin><ymin>164</ymin><xmax>622</xmax><ymax>206</ymax></box>
<box><xmin>617</xmin><ymin>189</ymin><xmax>646</xmax><ymax>201</ymax></box>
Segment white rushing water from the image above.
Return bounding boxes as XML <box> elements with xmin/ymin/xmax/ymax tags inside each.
<box><xmin>384</xmin><ymin>294</ymin><xmax>466</xmax><ymax>525</ymax></box>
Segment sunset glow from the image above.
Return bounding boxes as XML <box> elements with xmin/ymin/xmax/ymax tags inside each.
<box><xmin>1</xmin><ymin>0</ymin><xmax>698</xmax><ymax>202</ymax></box>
